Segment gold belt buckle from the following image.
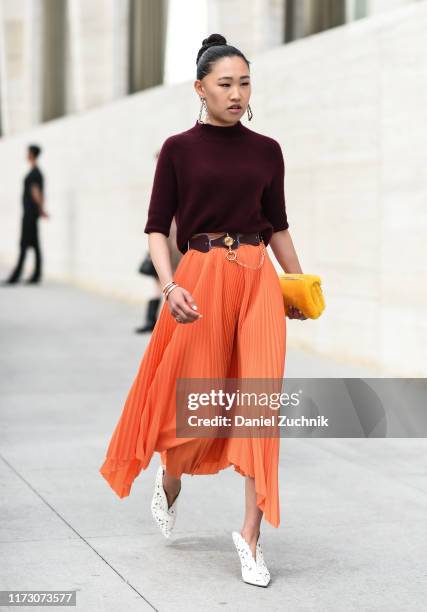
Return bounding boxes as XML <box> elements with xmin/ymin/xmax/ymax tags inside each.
<box><xmin>223</xmin><ymin>232</ymin><xmax>235</xmax><ymax>247</ymax></box>
<box><xmin>223</xmin><ymin>232</ymin><xmax>237</xmax><ymax>260</ymax></box>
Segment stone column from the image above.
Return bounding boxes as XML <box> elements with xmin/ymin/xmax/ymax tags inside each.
<box><xmin>345</xmin><ymin>0</ymin><xmax>368</xmax><ymax>21</ymax></box>
<box><xmin>128</xmin><ymin>0</ymin><xmax>168</xmax><ymax>93</ymax></box>
<box><xmin>66</xmin><ymin>0</ymin><xmax>130</xmax><ymax>112</ymax></box>
<box><xmin>284</xmin><ymin>0</ymin><xmax>309</xmax><ymax>41</ymax></box>
<box><xmin>0</xmin><ymin>0</ymin><xmax>43</xmax><ymax>135</ymax></box>
<box><xmin>41</xmin><ymin>0</ymin><xmax>67</xmax><ymax>122</ymax></box>
<box><xmin>207</xmin><ymin>0</ymin><xmax>285</xmax><ymax>57</ymax></box>
<box><xmin>306</xmin><ymin>0</ymin><xmax>346</xmax><ymax>36</ymax></box>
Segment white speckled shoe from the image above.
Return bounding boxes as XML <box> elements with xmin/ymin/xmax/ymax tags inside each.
<box><xmin>232</xmin><ymin>531</ymin><xmax>271</xmax><ymax>587</ymax></box>
<box><xmin>150</xmin><ymin>465</ymin><xmax>181</xmax><ymax>539</ymax></box>
<box><xmin>255</xmin><ymin>534</ymin><xmax>271</xmax><ymax>581</ymax></box>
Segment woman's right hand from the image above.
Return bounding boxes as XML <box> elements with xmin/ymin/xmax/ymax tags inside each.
<box><xmin>167</xmin><ymin>286</ymin><xmax>203</xmax><ymax>324</ymax></box>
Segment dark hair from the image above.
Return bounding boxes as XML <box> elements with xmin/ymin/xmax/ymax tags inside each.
<box><xmin>196</xmin><ymin>33</ymin><xmax>250</xmax><ymax>80</ymax></box>
<box><xmin>28</xmin><ymin>144</ymin><xmax>42</xmax><ymax>158</ymax></box>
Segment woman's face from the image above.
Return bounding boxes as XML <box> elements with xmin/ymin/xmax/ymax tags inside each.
<box><xmin>194</xmin><ymin>55</ymin><xmax>251</xmax><ymax>126</ymax></box>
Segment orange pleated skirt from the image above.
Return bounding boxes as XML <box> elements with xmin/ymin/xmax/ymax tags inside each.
<box><xmin>99</xmin><ymin>240</ymin><xmax>287</xmax><ymax>527</ymax></box>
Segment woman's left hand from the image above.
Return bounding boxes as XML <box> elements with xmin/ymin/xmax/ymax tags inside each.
<box><xmin>287</xmin><ymin>306</ymin><xmax>307</xmax><ymax>320</ymax></box>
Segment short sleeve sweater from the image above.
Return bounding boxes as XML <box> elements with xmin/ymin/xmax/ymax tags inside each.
<box><xmin>144</xmin><ymin>119</ymin><xmax>289</xmax><ymax>254</ymax></box>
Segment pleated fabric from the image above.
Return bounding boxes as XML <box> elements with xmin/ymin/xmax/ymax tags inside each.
<box><xmin>99</xmin><ymin>241</ymin><xmax>287</xmax><ymax>528</ymax></box>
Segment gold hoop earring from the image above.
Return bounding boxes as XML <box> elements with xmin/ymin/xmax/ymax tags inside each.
<box><xmin>247</xmin><ymin>103</ymin><xmax>253</xmax><ymax>121</ymax></box>
<box><xmin>198</xmin><ymin>97</ymin><xmax>208</xmax><ymax>124</ymax></box>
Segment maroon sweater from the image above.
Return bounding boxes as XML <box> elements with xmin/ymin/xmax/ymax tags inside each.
<box><xmin>144</xmin><ymin>119</ymin><xmax>289</xmax><ymax>254</ymax></box>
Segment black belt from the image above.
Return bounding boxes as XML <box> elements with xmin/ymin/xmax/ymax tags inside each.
<box><xmin>187</xmin><ymin>232</ymin><xmax>262</xmax><ymax>253</ymax></box>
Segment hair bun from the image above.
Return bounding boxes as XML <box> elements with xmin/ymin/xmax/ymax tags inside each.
<box><xmin>201</xmin><ymin>33</ymin><xmax>227</xmax><ymax>48</ymax></box>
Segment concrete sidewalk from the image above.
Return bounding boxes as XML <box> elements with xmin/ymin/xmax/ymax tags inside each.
<box><xmin>1</xmin><ymin>269</ymin><xmax>426</xmax><ymax>611</ymax></box>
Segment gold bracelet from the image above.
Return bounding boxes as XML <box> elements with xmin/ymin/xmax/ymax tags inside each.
<box><xmin>164</xmin><ymin>282</ymin><xmax>176</xmax><ymax>295</ymax></box>
<box><xmin>162</xmin><ymin>281</ymin><xmax>176</xmax><ymax>294</ymax></box>
<box><xmin>165</xmin><ymin>284</ymin><xmax>180</xmax><ymax>300</ymax></box>
<box><xmin>165</xmin><ymin>284</ymin><xmax>178</xmax><ymax>298</ymax></box>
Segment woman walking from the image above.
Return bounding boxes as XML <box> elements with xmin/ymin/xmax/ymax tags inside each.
<box><xmin>99</xmin><ymin>33</ymin><xmax>306</xmax><ymax>587</ymax></box>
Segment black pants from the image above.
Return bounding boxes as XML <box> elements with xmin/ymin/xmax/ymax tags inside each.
<box><xmin>9</xmin><ymin>214</ymin><xmax>42</xmax><ymax>281</ymax></box>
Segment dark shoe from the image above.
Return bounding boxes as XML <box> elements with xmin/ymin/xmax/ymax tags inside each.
<box><xmin>1</xmin><ymin>276</ymin><xmax>20</xmax><ymax>285</ymax></box>
<box><xmin>135</xmin><ymin>297</ymin><xmax>160</xmax><ymax>334</ymax></box>
<box><xmin>24</xmin><ymin>277</ymin><xmax>41</xmax><ymax>284</ymax></box>
<box><xmin>135</xmin><ymin>322</ymin><xmax>155</xmax><ymax>333</ymax></box>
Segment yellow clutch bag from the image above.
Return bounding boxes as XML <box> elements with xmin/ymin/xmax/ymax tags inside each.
<box><xmin>278</xmin><ymin>273</ymin><xmax>325</xmax><ymax>319</ymax></box>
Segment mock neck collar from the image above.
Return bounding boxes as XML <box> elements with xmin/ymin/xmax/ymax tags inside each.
<box><xmin>194</xmin><ymin>119</ymin><xmax>245</xmax><ymax>137</ymax></box>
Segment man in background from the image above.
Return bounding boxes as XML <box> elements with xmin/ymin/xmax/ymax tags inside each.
<box><xmin>2</xmin><ymin>144</ymin><xmax>49</xmax><ymax>285</ymax></box>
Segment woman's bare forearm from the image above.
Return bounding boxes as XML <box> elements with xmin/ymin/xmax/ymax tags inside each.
<box><xmin>269</xmin><ymin>229</ymin><xmax>303</xmax><ymax>274</ymax></box>
<box><xmin>148</xmin><ymin>232</ymin><xmax>175</xmax><ymax>288</ymax></box>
